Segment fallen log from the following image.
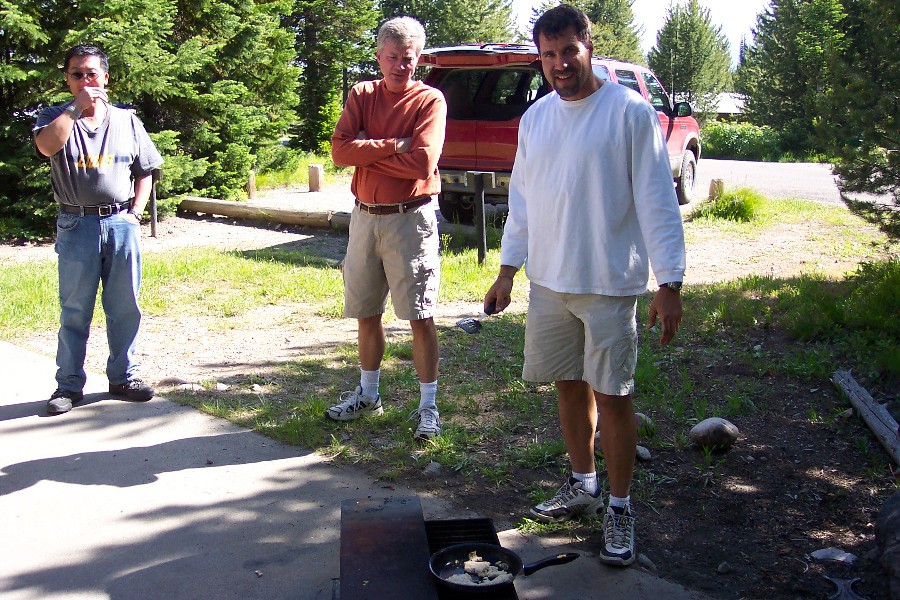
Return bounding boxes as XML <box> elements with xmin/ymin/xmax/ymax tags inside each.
<box><xmin>179</xmin><ymin>196</ymin><xmax>351</xmax><ymax>230</ymax></box>
<box><xmin>178</xmin><ymin>196</ymin><xmax>475</xmax><ymax>238</ymax></box>
<box><xmin>832</xmin><ymin>370</ymin><xmax>900</xmax><ymax>465</ymax></box>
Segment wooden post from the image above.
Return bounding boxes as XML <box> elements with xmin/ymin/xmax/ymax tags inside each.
<box><xmin>246</xmin><ymin>169</ymin><xmax>256</xmax><ymax>200</ymax></box>
<box><xmin>467</xmin><ymin>171</ymin><xmax>495</xmax><ymax>265</ymax></box>
<box><xmin>309</xmin><ymin>164</ymin><xmax>325</xmax><ymax>192</ymax></box>
<box><xmin>149</xmin><ymin>168</ymin><xmax>161</xmax><ymax>238</ymax></box>
<box><xmin>708</xmin><ymin>178</ymin><xmax>725</xmax><ymax>201</ymax></box>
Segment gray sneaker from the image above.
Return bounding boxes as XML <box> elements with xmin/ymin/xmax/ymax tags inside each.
<box><xmin>47</xmin><ymin>388</ymin><xmax>84</xmax><ymax>415</ymax></box>
<box><xmin>409</xmin><ymin>406</ymin><xmax>441</xmax><ymax>440</ymax></box>
<box><xmin>530</xmin><ymin>477</ymin><xmax>604</xmax><ymax>523</ymax></box>
<box><xmin>326</xmin><ymin>386</ymin><xmax>383</xmax><ymax>421</ymax></box>
<box><xmin>599</xmin><ymin>504</ymin><xmax>636</xmax><ymax>566</ymax></box>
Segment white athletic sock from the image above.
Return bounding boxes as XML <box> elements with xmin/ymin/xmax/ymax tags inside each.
<box><xmin>419</xmin><ymin>380</ymin><xmax>437</xmax><ymax>410</ymax></box>
<box><xmin>360</xmin><ymin>368</ymin><xmax>380</xmax><ymax>399</ymax></box>
<box><xmin>609</xmin><ymin>495</ymin><xmax>630</xmax><ymax>510</ymax></box>
<box><xmin>573</xmin><ymin>471</ymin><xmax>598</xmax><ymax>495</ymax></box>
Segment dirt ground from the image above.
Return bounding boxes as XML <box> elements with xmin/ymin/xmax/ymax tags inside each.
<box><xmin>3</xmin><ymin>208</ymin><xmax>897</xmax><ymax>600</ymax></box>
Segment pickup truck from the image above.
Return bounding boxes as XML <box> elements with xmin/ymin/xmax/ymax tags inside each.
<box><xmin>419</xmin><ymin>43</ymin><xmax>702</xmax><ymax>223</ymax></box>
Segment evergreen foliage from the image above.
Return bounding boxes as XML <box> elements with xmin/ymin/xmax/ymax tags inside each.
<box><xmin>647</xmin><ymin>0</ymin><xmax>731</xmax><ymax>118</ymax></box>
<box><xmin>524</xmin><ymin>0</ymin><xmax>643</xmax><ymax>63</ymax></box>
<box><xmin>380</xmin><ymin>0</ymin><xmax>516</xmax><ymax>48</ymax></box>
<box><xmin>577</xmin><ymin>0</ymin><xmax>644</xmax><ymax>63</ymax></box>
<box><xmin>737</xmin><ymin>0</ymin><xmax>846</xmax><ymax>154</ymax></box>
<box><xmin>1</xmin><ymin>0</ymin><xmax>300</xmax><ymax>239</ymax></box>
<box><xmin>284</xmin><ymin>0</ymin><xmax>378</xmax><ymax>153</ymax></box>
<box><xmin>815</xmin><ymin>0</ymin><xmax>898</xmax><ymax>238</ymax></box>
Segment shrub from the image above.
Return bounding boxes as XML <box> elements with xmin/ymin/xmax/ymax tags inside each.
<box><xmin>702</xmin><ymin>122</ymin><xmax>781</xmax><ymax>161</ymax></box>
<box><xmin>689</xmin><ymin>188</ymin><xmax>764</xmax><ymax>223</ymax></box>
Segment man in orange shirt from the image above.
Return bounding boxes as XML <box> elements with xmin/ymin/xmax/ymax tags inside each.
<box><xmin>328</xmin><ymin>16</ymin><xmax>447</xmax><ymax>440</ymax></box>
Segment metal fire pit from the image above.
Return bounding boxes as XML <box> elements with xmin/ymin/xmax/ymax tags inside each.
<box><xmin>338</xmin><ymin>497</ymin><xmax>518</xmax><ymax>600</ymax></box>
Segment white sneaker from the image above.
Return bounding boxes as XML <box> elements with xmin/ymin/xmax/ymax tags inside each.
<box><xmin>599</xmin><ymin>505</ymin><xmax>636</xmax><ymax>566</ymax></box>
<box><xmin>325</xmin><ymin>386</ymin><xmax>383</xmax><ymax>421</ymax></box>
<box><xmin>530</xmin><ymin>477</ymin><xmax>604</xmax><ymax>523</ymax></box>
<box><xmin>409</xmin><ymin>406</ymin><xmax>441</xmax><ymax>440</ymax></box>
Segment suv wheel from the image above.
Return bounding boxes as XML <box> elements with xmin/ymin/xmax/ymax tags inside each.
<box><xmin>675</xmin><ymin>152</ymin><xmax>697</xmax><ymax>205</ymax></box>
<box><xmin>438</xmin><ymin>192</ymin><xmax>475</xmax><ymax>224</ymax></box>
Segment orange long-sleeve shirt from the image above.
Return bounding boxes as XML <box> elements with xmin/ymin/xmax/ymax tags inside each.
<box><xmin>331</xmin><ymin>79</ymin><xmax>446</xmax><ymax>204</ymax></box>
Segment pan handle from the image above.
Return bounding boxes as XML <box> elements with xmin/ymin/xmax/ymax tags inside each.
<box><xmin>521</xmin><ymin>552</ymin><xmax>580</xmax><ymax>576</ymax></box>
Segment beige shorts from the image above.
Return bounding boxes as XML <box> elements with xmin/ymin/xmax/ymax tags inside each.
<box><xmin>342</xmin><ymin>203</ymin><xmax>440</xmax><ymax>321</ymax></box>
<box><xmin>523</xmin><ymin>283</ymin><xmax>638</xmax><ymax>396</ymax></box>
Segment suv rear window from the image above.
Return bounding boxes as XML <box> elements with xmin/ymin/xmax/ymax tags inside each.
<box><xmin>431</xmin><ymin>67</ymin><xmax>547</xmax><ymax>122</ymax></box>
<box><xmin>614</xmin><ymin>69</ymin><xmax>642</xmax><ymax>93</ymax></box>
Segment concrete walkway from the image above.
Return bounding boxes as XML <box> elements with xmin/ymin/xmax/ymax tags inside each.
<box><xmin>0</xmin><ymin>342</ymin><xmax>716</xmax><ymax>600</ymax></box>
<box><xmin>1</xmin><ymin>185</ymin><xmax>717</xmax><ymax>599</ymax></box>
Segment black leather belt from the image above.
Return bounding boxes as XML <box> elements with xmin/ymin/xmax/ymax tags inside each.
<box><xmin>59</xmin><ymin>202</ymin><xmax>131</xmax><ymax>217</ymax></box>
<box><xmin>355</xmin><ymin>197</ymin><xmax>431</xmax><ymax>215</ymax></box>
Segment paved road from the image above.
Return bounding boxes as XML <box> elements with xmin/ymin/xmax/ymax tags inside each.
<box><xmin>695</xmin><ymin>158</ymin><xmax>893</xmax><ymax>207</ymax></box>
<box><xmin>254</xmin><ymin>159</ymin><xmax>889</xmax><ymax>216</ymax></box>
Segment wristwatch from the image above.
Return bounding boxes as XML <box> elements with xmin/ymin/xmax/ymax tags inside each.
<box><xmin>65</xmin><ymin>104</ymin><xmax>82</xmax><ymax>118</ymax></box>
<box><xmin>660</xmin><ymin>281</ymin><xmax>683</xmax><ymax>292</ymax></box>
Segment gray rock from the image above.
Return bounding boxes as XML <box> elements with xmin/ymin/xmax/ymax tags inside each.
<box><xmin>424</xmin><ymin>461</ymin><xmax>442</xmax><ymax>476</ymax></box>
<box><xmin>635</xmin><ymin>412</ymin><xmax>653</xmax><ymax>434</ymax></box>
<box><xmin>595</xmin><ymin>413</ymin><xmax>654</xmax><ymax>446</ymax></box>
<box><xmin>636</xmin><ymin>445</ymin><xmax>652</xmax><ymax>461</ymax></box>
<box><xmin>809</xmin><ymin>547</ymin><xmax>858</xmax><ymax>563</ymax></box>
<box><xmin>637</xmin><ymin>553</ymin><xmax>657</xmax><ymax>573</ymax></box>
<box><xmin>690</xmin><ymin>417</ymin><xmax>739</xmax><ymax>450</ymax></box>
<box><xmin>215</xmin><ymin>382</ymin><xmax>230</xmax><ymax>391</ymax></box>
<box><xmin>717</xmin><ymin>561</ymin><xmax>732</xmax><ymax>574</ymax></box>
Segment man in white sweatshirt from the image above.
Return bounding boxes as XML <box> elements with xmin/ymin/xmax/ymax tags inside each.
<box><xmin>484</xmin><ymin>4</ymin><xmax>686</xmax><ymax>567</ymax></box>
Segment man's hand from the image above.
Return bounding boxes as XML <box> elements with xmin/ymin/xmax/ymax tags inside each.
<box><xmin>648</xmin><ymin>287</ymin><xmax>683</xmax><ymax>345</ymax></box>
<box><xmin>484</xmin><ymin>266</ymin><xmax>518</xmax><ymax>314</ymax></box>
<box><xmin>73</xmin><ymin>87</ymin><xmax>108</xmax><ymax>113</ymax></box>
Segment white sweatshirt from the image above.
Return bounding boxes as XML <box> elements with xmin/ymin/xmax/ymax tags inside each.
<box><xmin>499</xmin><ymin>82</ymin><xmax>686</xmax><ymax>296</ymax></box>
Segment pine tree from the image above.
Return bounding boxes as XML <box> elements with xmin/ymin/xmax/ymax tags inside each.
<box><xmin>285</xmin><ymin>0</ymin><xmax>377</xmax><ymax>153</ymax></box>
<box><xmin>577</xmin><ymin>0</ymin><xmax>644</xmax><ymax>63</ymax></box>
<box><xmin>385</xmin><ymin>0</ymin><xmax>516</xmax><ymax>48</ymax></box>
<box><xmin>739</xmin><ymin>0</ymin><xmax>846</xmax><ymax>154</ymax></box>
<box><xmin>816</xmin><ymin>0</ymin><xmax>898</xmax><ymax>237</ymax></box>
<box><xmin>647</xmin><ymin>0</ymin><xmax>731</xmax><ymax>118</ymax></box>
<box><xmin>1</xmin><ymin>0</ymin><xmax>302</xmax><ymax>238</ymax></box>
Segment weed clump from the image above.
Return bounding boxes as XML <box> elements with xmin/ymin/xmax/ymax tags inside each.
<box><xmin>690</xmin><ymin>188</ymin><xmax>764</xmax><ymax>223</ymax></box>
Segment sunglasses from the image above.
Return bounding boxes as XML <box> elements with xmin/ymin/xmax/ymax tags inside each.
<box><xmin>68</xmin><ymin>71</ymin><xmax>102</xmax><ymax>81</ymax></box>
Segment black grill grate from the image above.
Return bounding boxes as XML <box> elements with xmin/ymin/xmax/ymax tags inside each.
<box><xmin>425</xmin><ymin>519</ymin><xmax>519</xmax><ymax>600</ymax></box>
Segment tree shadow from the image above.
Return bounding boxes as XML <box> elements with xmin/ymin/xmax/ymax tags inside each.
<box><xmin>842</xmin><ymin>193</ymin><xmax>899</xmax><ymax>242</ymax></box>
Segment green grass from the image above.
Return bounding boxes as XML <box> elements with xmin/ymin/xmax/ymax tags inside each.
<box><xmin>253</xmin><ymin>150</ymin><xmax>351</xmax><ymax>190</ymax></box>
<box><xmin>1</xmin><ymin>196</ymin><xmax>897</xmax><ymax>513</ymax></box>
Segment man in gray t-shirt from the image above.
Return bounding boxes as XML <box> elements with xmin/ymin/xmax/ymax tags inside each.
<box><xmin>34</xmin><ymin>44</ymin><xmax>163</xmax><ymax>416</ymax></box>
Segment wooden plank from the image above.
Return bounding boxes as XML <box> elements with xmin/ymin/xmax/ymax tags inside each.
<box><xmin>340</xmin><ymin>497</ymin><xmax>439</xmax><ymax>600</ymax></box>
<box><xmin>832</xmin><ymin>370</ymin><xmax>900</xmax><ymax>465</ymax></box>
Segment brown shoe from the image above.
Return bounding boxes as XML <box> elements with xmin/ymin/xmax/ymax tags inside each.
<box><xmin>109</xmin><ymin>378</ymin><xmax>155</xmax><ymax>401</ymax></box>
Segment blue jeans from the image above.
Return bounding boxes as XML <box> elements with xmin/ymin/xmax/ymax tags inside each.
<box><xmin>54</xmin><ymin>211</ymin><xmax>143</xmax><ymax>392</ymax></box>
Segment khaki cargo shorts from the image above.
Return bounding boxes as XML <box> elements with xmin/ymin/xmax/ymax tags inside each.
<box><xmin>342</xmin><ymin>203</ymin><xmax>440</xmax><ymax>321</ymax></box>
<box><xmin>523</xmin><ymin>283</ymin><xmax>638</xmax><ymax>397</ymax></box>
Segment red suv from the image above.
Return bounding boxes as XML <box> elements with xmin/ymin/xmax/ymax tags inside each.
<box><xmin>419</xmin><ymin>44</ymin><xmax>701</xmax><ymax>223</ymax></box>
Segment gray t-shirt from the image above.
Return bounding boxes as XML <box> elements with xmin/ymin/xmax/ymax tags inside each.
<box><xmin>34</xmin><ymin>103</ymin><xmax>164</xmax><ymax>206</ymax></box>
